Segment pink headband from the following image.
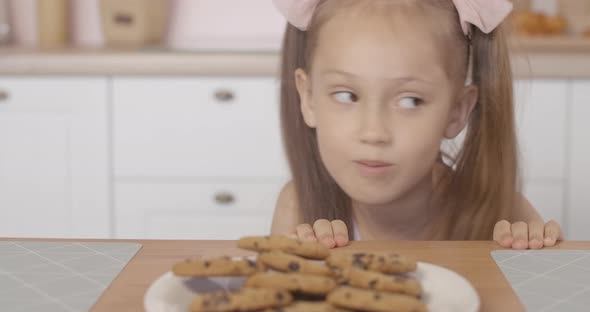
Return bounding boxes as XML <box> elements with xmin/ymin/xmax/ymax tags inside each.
<box><xmin>272</xmin><ymin>0</ymin><xmax>513</xmax><ymax>35</ymax></box>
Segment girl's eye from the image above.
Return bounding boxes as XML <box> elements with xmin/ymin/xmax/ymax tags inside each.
<box><xmin>398</xmin><ymin>97</ymin><xmax>422</xmax><ymax>109</ymax></box>
<box><xmin>333</xmin><ymin>91</ymin><xmax>358</xmax><ymax>104</ymax></box>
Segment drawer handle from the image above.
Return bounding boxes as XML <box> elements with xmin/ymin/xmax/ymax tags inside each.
<box><xmin>214</xmin><ymin>89</ymin><xmax>235</xmax><ymax>103</ymax></box>
<box><xmin>214</xmin><ymin>192</ymin><xmax>235</xmax><ymax>205</ymax></box>
<box><xmin>114</xmin><ymin>13</ymin><xmax>134</xmax><ymax>26</ymax></box>
<box><xmin>0</xmin><ymin>90</ymin><xmax>9</xmax><ymax>102</ymax></box>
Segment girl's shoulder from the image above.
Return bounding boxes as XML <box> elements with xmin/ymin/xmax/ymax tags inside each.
<box><xmin>276</xmin><ymin>180</ymin><xmax>297</xmax><ymax>208</ymax></box>
<box><xmin>270</xmin><ymin>181</ymin><xmax>303</xmax><ymax>235</ymax></box>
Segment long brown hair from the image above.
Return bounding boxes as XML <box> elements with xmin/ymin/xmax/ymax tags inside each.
<box><xmin>278</xmin><ymin>0</ymin><xmax>519</xmax><ymax>240</ymax></box>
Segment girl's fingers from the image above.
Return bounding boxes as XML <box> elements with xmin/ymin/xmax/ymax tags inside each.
<box><xmin>511</xmin><ymin>222</ymin><xmax>529</xmax><ymax>250</ymax></box>
<box><xmin>528</xmin><ymin>220</ymin><xmax>545</xmax><ymax>250</ymax></box>
<box><xmin>296</xmin><ymin>223</ymin><xmax>316</xmax><ymax>242</ymax></box>
<box><xmin>493</xmin><ymin>220</ymin><xmax>513</xmax><ymax>248</ymax></box>
<box><xmin>544</xmin><ymin>220</ymin><xmax>562</xmax><ymax>247</ymax></box>
<box><xmin>313</xmin><ymin>219</ymin><xmax>336</xmax><ymax>248</ymax></box>
<box><xmin>330</xmin><ymin>220</ymin><xmax>349</xmax><ymax>247</ymax></box>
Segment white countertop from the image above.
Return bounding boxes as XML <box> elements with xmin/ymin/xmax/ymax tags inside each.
<box><xmin>0</xmin><ymin>37</ymin><xmax>589</xmax><ymax>78</ymax></box>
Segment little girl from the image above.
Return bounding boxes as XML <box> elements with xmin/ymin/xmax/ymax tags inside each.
<box><xmin>270</xmin><ymin>0</ymin><xmax>562</xmax><ymax>250</ymax></box>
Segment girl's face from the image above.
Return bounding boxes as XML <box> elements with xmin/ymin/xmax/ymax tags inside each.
<box><xmin>295</xmin><ymin>9</ymin><xmax>477</xmax><ymax>206</ymax></box>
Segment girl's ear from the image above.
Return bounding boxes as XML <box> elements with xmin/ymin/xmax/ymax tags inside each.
<box><xmin>294</xmin><ymin>68</ymin><xmax>316</xmax><ymax>128</ymax></box>
<box><xmin>445</xmin><ymin>85</ymin><xmax>478</xmax><ymax>139</ymax></box>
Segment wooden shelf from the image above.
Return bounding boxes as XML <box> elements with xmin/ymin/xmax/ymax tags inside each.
<box><xmin>510</xmin><ymin>36</ymin><xmax>590</xmax><ymax>53</ymax></box>
<box><xmin>0</xmin><ymin>38</ymin><xmax>589</xmax><ymax>78</ymax></box>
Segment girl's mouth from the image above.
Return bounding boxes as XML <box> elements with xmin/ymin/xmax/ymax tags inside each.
<box><xmin>355</xmin><ymin>160</ymin><xmax>394</xmax><ymax>176</ymax></box>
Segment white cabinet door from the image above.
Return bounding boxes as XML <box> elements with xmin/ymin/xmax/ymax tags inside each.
<box><xmin>113</xmin><ymin>77</ymin><xmax>289</xmax><ymax>179</ymax></box>
<box><xmin>112</xmin><ymin>77</ymin><xmax>289</xmax><ymax>240</ymax></box>
<box><xmin>0</xmin><ymin>77</ymin><xmax>110</xmax><ymax>238</ymax></box>
<box><xmin>115</xmin><ymin>180</ymin><xmax>283</xmax><ymax>239</ymax></box>
<box><xmin>514</xmin><ymin>80</ymin><xmax>567</xmax><ymax>183</ymax></box>
<box><xmin>514</xmin><ymin>80</ymin><xmax>567</xmax><ymax>225</ymax></box>
<box><xmin>568</xmin><ymin>80</ymin><xmax>590</xmax><ymax>240</ymax></box>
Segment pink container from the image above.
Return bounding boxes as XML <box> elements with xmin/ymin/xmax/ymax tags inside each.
<box><xmin>166</xmin><ymin>0</ymin><xmax>287</xmax><ymax>51</ymax></box>
<box><xmin>8</xmin><ymin>0</ymin><xmax>37</xmax><ymax>46</ymax></box>
<box><xmin>70</xmin><ymin>0</ymin><xmax>104</xmax><ymax>47</ymax></box>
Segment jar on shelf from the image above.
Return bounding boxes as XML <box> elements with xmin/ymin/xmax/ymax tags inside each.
<box><xmin>8</xmin><ymin>0</ymin><xmax>37</xmax><ymax>46</ymax></box>
<box><xmin>71</xmin><ymin>0</ymin><xmax>104</xmax><ymax>47</ymax></box>
<box><xmin>100</xmin><ymin>0</ymin><xmax>169</xmax><ymax>47</ymax></box>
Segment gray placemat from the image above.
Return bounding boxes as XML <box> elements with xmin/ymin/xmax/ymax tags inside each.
<box><xmin>491</xmin><ymin>249</ymin><xmax>590</xmax><ymax>312</ymax></box>
<box><xmin>0</xmin><ymin>241</ymin><xmax>142</xmax><ymax>312</ymax></box>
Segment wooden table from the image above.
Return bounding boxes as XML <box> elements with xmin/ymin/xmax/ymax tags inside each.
<box><xmin>4</xmin><ymin>239</ymin><xmax>590</xmax><ymax>311</ymax></box>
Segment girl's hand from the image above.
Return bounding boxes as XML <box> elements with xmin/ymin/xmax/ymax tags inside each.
<box><xmin>493</xmin><ymin>220</ymin><xmax>563</xmax><ymax>249</ymax></box>
<box><xmin>288</xmin><ymin>219</ymin><xmax>349</xmax><ymax>248</ymax></box>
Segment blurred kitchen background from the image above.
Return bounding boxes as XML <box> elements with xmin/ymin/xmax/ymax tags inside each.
<box><xmin>0</xmin><ymin>0</ymin><xmax>588</xmax><ymax>241</ymax></box>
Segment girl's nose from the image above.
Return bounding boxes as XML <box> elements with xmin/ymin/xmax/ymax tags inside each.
<box><xmin>358</xmin><ymin>107</ymin><xmax>392</xmax><ymax>145</ymax></box>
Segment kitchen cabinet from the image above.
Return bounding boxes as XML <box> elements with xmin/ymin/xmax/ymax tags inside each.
<box><xmin>112</xmin><ymin>77</ymin><xmax>289</xmax><ymax>239</ymax></box>
<box><xmin>0</xmin><ymin>75</ymin><xmax>586</xmax><ymax>240</ymax></box>
<box><xmin>115</xmin><ymin>181</ymin><xmax>284</xmax><ymax>239</ymax></box>
<box><xmin>514</xmin><ymin>80</ymin><xmax>567</xmax><ymax>227</ymax></box>
<box><xmin>112</xmin><ymin>77</ymin><xmax>288</xmax><ymax>178</ymax></box>
<box><xmin>0</xmin><ymin>77</ymin><xmax>110</xmax><ymax>238</ymax></box>
<box><xmin>568</xmin><ymin>80</ymin><xmax>590</xmax><ymax>240</ymax></box>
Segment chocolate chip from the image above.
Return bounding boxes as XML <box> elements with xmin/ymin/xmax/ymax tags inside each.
<box><xmin>204</xmin><ymin>261</ymin><xmax>211</xmax><ymax>268</ymax></box>
<box><xmin>352</xmin><ymin>253</ymin><xmax>368</xmax><ymax>269</ymax></box>
<box><xmin>254</xmin><ymin>242</ymin><xmax>260</xmax><ymax>248</ymax></box>
<box><xmin>294</xmin><ymin>293</ymin><xmax>325</xmax><ymax>301</ymax></box>
<box><xmin>374</xmin><ymin>293</ymin><xmax>382</xmax><ymax>300</ymax></box>
<box><xmin>247</xmin><ymin>259</ymin><xmax>257</xmax><ymax>268</ymax></box>
<box><xmin>213</xmin><ymin>293</ymin><xmax>230</xmax><ymax>305</ymax></box>
<box><xmin>276</xmin><ymin>292</ymin><xmax>285</xmax><ymax>301</ymax></box>
<box><xmin>368</xmin><ymin>279</ymin><xmax>378</xmax><ymax>289</ymax></box>
<box><xmin>288</xmin><ymin>261</ymin><xmax>301</xmax><ymax>271</ymax></box>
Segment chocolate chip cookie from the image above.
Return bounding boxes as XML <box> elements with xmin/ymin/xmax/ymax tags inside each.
<box><xmin>238</xmin><ymin>236</ymin><xmax>330</xmax><ymax>260</ymax></box>
<box><xmin>173</xmin><ymin>256</ymin><xmax>263</xmax><ymax>277</ymax></box>
<box><xmin>191</xmin><ymin>287</ymin><xmax>292</xmax><ymax>312</ymax></box>
<box><xmin>258</xmin><ymin>250</ymin><xmax>333</xmax><ymax>276</ymax></box>
<box><xmin>327</xmin><ymin>286</ymin><xmax>427</xmax><ymax>312</ymax></box>
<box><xmin>264</xmin><ymin>301</ymin><xmax>352</xmax><ymax>312</ymax></box>
<box><xmin>245</xmin><ymin>272</ymin><xmax>337</xmax><ymax>295</ymax></box>
<box><xmin>327</xmin><ymin>251</ymin><xmax>417</xmax><ymax>274</ymax></box>
<box><xmin>336</xmin><ymin>267</ymin><xmax>422</xmax><ymax>297</ymax></box>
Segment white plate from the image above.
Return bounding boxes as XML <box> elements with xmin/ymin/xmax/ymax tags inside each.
<box><xmin>144</xmin><ymin>262</ymin><xmax>480</xmax><ymax>312</ymax></box>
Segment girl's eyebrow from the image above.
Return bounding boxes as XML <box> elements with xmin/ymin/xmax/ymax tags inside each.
<box><xmin>320</xmin><ymin>69</ymin><xmax>433</xmax><ymax>85</ymax></box>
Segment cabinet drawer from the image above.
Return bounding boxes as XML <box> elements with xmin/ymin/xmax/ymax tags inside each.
<box><xmin>114</xmin><ymin>180</ymin><xmax>284</xmax><ymax>238</ymax></box>
<box><xmin>113</xmin><ymin>77</ymin><xmax>289</xmax><ymax>178</ymax></box>
<box><xmin>0</xmin><ymin>77</ymin><xmax>107</xmax><ymax>113</ymax></box>
<box><xmin>145</xmin><ymin>213</ymin><xmax>273</xmax><ymax>240</ymax></box>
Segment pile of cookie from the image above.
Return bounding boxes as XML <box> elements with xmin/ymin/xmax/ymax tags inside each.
<box><xmin>172</xmin><ymin>236</ymin><xmax>427</xmax><ymax>312</ymax></box>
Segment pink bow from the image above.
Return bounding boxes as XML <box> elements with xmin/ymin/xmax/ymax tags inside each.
<box><xmin>272</xmin><ymin>0</ymin><xmax>513</xmax><ymax>35</ymax></box>
<box><xmin>452</xmin><ymin>0</ymin><xmax>513</xmax><ymax>34</ymax></box>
